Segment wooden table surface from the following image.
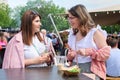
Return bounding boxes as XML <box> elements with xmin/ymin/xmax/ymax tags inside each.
<box><xmin>0</xmin><ymin>66</ymin><xmax>95</xmax><ymax>80</ymax></box>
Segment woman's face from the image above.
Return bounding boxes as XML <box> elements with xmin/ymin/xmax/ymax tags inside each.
<box><xmin>68</xmin><ymin>12</ymin><xmax>80</xmax><ymax>29</ymax></box>
<box><xmin>32</xmin><ymin>16</ymin><xmax>41</xmax><ymax>34</ymax></box>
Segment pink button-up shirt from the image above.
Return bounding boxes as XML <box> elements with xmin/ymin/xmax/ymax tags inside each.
<box><xmin>2</xmin><ymin>32</ymin><xmax>24</xmax><ymax>69</ymax></box>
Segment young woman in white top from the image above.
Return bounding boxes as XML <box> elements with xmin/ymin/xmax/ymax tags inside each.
<box><xmin>67</xmin><ymin>4</ymin><xmax>110</xmax><ymax>80</ymax></box>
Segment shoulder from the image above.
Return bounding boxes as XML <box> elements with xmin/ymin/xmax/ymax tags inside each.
<box><xmin>96</xmin><ymin>25</ymin><xmax>107</xmax><ymax>38</ymax></box>
<box><xmin>94</xmin><ymin>29</ymin><xmax>106</xmax><ymax>41</ymax></box>
<box><xmin>47</xmin><ymin>37</ymin><xmax>52</xmax><ymax>42</ymax></box>
<box><xmin>68</xmin><ymin>29</ymin><xmax>74</xmax><ymax>38</ymax></box>
<box><xmin>91</xmin><ymin>25</ymin><xmax>107</xmax><ymax>39</ymax></box>
<box><xmin>94</xmin><ymin>29</ymin><xmax>106</xmax><ymax>39</ymax></box>
<box><xmin>8</xmin><ymin>32</ymin><xmax>22</xmax><ymax>44</ymax></box>
<box><xmin>14</xmin><ymin>32</ymin><xmax>22</xmax><ymax>41</ymax></box>
<box><xmin>93</xmin><ymin>30</ymin><xmax>107</xmax><ymax>49</ymax></box>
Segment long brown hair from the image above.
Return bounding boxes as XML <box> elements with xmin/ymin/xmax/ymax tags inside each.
<box><xmin>20</xmin><ymin>10</ymin><xmax>43</xmax><ymax>45</ymax></box>
<box><xmin>68</xmin><ymin>4</ymin><xmax>96</xmax><ymax>36</ymax></box>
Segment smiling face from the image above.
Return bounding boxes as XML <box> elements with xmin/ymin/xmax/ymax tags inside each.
<box><xmin>32</xmin><ymin>16</ymin><xmax>41</xmax><ymax>34</ymax></box>
<box><xmin>68</xmin><ymin>12</ymin><xmax>80</xmax><ymax>29</ymax></box>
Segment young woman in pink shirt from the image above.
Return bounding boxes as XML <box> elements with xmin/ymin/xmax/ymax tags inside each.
<box><xmin>2</xmin><ymin>10</ymin><xmax>54</xmax><ymax>69</ymax></box>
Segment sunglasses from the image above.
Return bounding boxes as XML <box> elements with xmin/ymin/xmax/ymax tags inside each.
<box><xmin>111</xmin><ymin>36</ymin><xmax>118</xmax><ymax>39</ymax></box>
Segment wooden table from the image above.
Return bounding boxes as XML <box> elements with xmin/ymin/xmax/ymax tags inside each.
<box><xmin>0</xmin><ymin>66</ymin><xmax>95</xmax><ymax>80</ymax></box>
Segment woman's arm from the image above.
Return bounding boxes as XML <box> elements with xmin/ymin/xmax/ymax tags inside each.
<box><xmin>94</xmin><ymin>30</ymin><xmax>107</xmax><ymax>49</ymax></box>
<box><xmin>91</xmin><ymin>30</ymin><xmax>110</xmax><ymax>60</ymax></box>
<box><xmin>85</xmin><ymin>46</ymin><xmax>110</xmax><ymax>61</ymax></box>
<box><xmin>67</xmin><ymin>49</ymin><xmax>76</xmax><ymax>61</ymax></box>
<box><xmin>24</xmin><ymin>54</ymin><xmax>50</xmax><ymax>66</ymax></box>
<box><xmin>77</xmin><ymin>30</ymin><xmax>110</xmax><ymax>61</ymax></box>
<box><xmin>50</xmin><ymin>42</ymin><xmax>56</xmax><ymax>56</ymax></box>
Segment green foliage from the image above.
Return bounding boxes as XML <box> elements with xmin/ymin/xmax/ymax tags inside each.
<box><xmin>2</xmin><ymin>0</ymin><xmax>119</xmax><ymax>34</ymax></box>
<box><xmin>0</xmin><ymin>3</ymin><xmax>12</xmax><ymax>28</ymax></box>
<box><xmin>102</xmin><ymin>24</ymin><xmax>120</xmax><ymax>34</ymax></box>
<box><xmin>11</xmin><ymin>0</ymin><xmax>69</xmax><ymax>32</ymax></box>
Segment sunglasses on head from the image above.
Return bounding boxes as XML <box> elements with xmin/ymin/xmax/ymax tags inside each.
<box><xmin>111</xmin><ymin>36</ymin><xmax>118</xmax><ymax>39</ymax></box>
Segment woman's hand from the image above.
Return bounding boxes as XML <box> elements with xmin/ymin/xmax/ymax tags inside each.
<box><xmin>41</xmin><ymin>53</ymin><xmax>51</xmax><ymax>63</ymax></box>
<box><xmin>67</xmin><ymin>49</ymin><xmax>76</xmax><ymax>61</ymax></box>
<box><xmin>42</xmin><ymin>53</ymin><xmax>54</xmax><ymax>66</ymax></box>
<box><xmin>76</xmin><ymin>49</ymin><xmax>86</xmax><ymax>56</ymax></box>
<box><xmin>25</xmin><ymin>53</ymin><xmax>53</xmax><ymax>67</ymax></box>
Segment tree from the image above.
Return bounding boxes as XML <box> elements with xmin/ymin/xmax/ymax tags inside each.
<box><xmin>12</xmin><ymin>0</ymin><xmax>69</xmax><ymax>32</ymax></box>
<box><xmin>0</xmin><ymin>3</ymin><xmax>12</xmax><ymax>28</ymax></box>
<box><xmin>102</xmin><ymin>24</ymin><xmax>120</xmax><ymax>34</ymax></box>
<box><xmin>11</xmin><ymin>6</ymin><xmax>23</xmax><ymax>28</ymax></box>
